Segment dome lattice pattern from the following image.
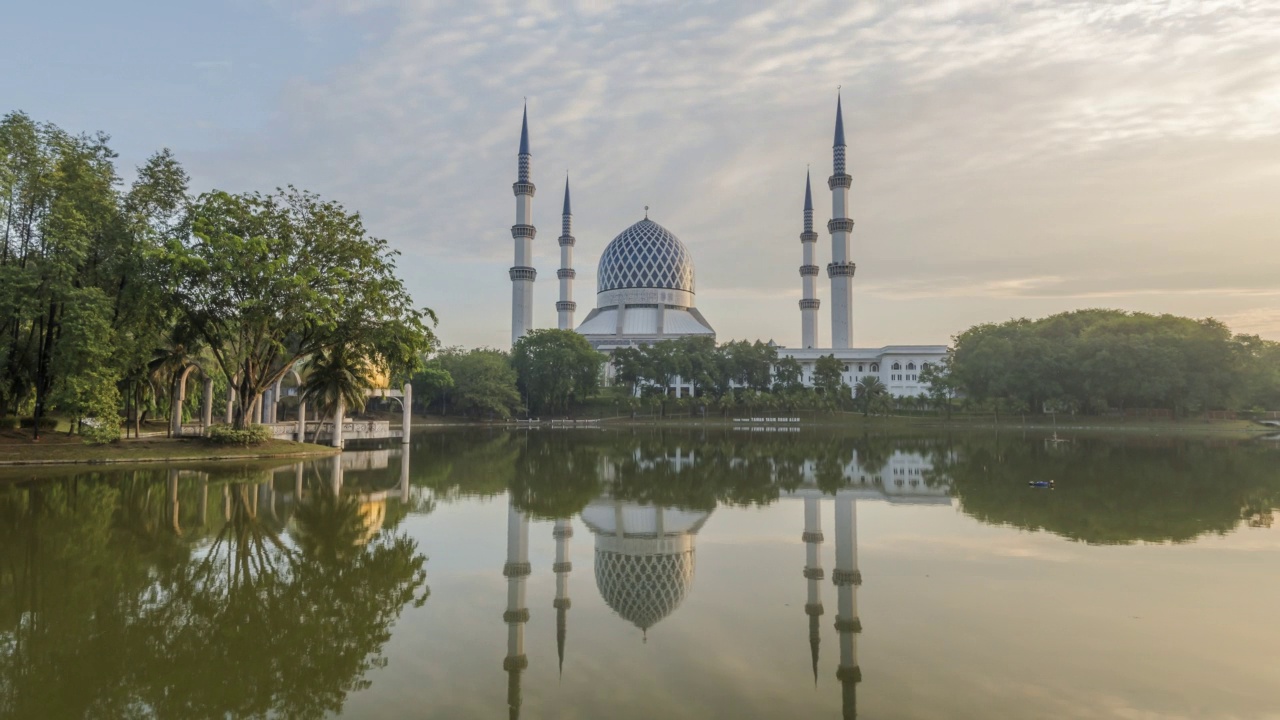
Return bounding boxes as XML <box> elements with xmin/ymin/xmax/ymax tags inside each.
<box><xmin>597</xmin><ymin>219</ymin><xmax>695</xmax><ymax>294</ymax></box>
<box><xmin>595</xmin><ymin>549</ymin><xmax>694</xmax><ymax>630</ymax></box>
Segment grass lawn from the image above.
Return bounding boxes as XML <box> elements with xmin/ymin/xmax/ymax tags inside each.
<box><xmin>0</xmin><ymin>429</ymin><xmax>340</xmax><ymax>466</ymax></box>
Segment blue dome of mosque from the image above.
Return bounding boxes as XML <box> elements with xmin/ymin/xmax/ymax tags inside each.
<box><xmin>596</xmin><ymin>218</ymin><xmax>695</xmax><ymax>294</ymax></box>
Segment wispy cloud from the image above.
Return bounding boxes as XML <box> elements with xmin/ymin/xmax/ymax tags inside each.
<box><xmin>185</xmin><ymin>0</ymin><xmax>1280</xmax><ymax>347</ymax></box>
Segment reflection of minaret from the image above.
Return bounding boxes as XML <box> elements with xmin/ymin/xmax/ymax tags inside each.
<box><xmin>833</xmin><ymin>496</ymin><xmax>862</xmax><ymax>719</ymax></box>
<box><xmin>503</xmin><ymin>499</ymin><xmax>531</xmax><ymax>720</ymax></box>
<box><xmin>802</xmin><ymin>496</ymin><xmax>825</xmax><ymax>684</ymax></box>
<box><xmin>552</xmin><ymin>518</ymin><xmax>573</xmax><ymax>675</ymax></box>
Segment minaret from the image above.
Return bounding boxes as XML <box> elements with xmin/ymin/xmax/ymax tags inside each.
<box><xmin>556</xmin><ymin>177</ymin><xmax>577</xmax><ymax>330</ymax></box>
<box><xmin>502</xmin><ymin>499</ymin><xmax>532</xmax><ymax>720</ymax></box>
<box><xmin>552</xmin><ymin>518</ymin><xmax>573</xmax><ymax>674</ymax></box>
<box><xmin>827</xmin><ymin>93</ymin><xmax>856</xmax><ymax>349</ymax></box>
<box><xmin>799</xmin><ymin>171</ymin><xmax>821</xmax><ymax>348</ymax></box>
<box><xmin>510</xmin><ymin>104</ymin><xmax>537</xmax><ymax>347</ymax></box>
<box><xmin>802</xmin><ymin>496</ymin><xmax>825</xmax><ymax>684</ymax></box>
<box><xmin>833</xmin><ymin>494</ymin><xmax>862</xmax><ymax>719</ymax></box>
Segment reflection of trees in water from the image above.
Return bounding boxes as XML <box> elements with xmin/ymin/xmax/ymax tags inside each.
<box><xmin>412</xmin><ymin>427</ymin><xmax>1278</xmax><ymax>544</ymax></box>
<box><xmin>942</xmin><ymin>434</ymin><xmax>1280</xmax><ymax>544</ymax></box>
<box><xmin>0</xmin><ymin>468</ymin><xmax>429</xmax><ymax>719</ymax></box>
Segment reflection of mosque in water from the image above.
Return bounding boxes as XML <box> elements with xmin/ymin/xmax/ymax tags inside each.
<box><xmin>500</xmin><ymin>447</ymin><xmax>951</xmax><ymax>719</ymax></box>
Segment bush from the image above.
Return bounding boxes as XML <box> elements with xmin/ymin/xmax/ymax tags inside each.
<box><xmin>207</xmin><ymin>424</ymin><xmax>273</xmax><ymax>446</ymax></box>
<box><xmin>0</xmin><ymin>417</ymin><xmax>17</xmax><ymax>430</ymax></box>
<box><xmin>19</xmin><ymin>417</ymin><xmax>58</xmax><ymax>431</ymax></box>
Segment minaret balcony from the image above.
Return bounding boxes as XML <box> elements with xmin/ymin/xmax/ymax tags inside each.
<box><xmin>503</xmin><ymin>561</ymin><xmax>533</xmax><ymax>577</ymax></box>
<box><xmin>802</xmin><ymin>530</ymin><xmax>824</xmax><ymax>543</ymax></box>
<box><xmin>835</xmin><ymin>617</ymin><xmax>863</xmax><ymax>634</ymax></box>
<box><xmin>827</xmin><ymin>218</ymin><xmax>855</xmax><ymax>233</ymax></box>
<box><xmin>832</xmin><ymin>568</ymin><xmax>862</xmax><ymax>585</ymax></box>
<box><xmin>800</xmin><ymin>231</ymin><xmax>819</xmax><ymax>243</ymax></box>
<box><xmin>799</xmin><ymin>298</ymin><xmax>821</xmax><ymax>309</ymax></box>
<box><xmin>827</xmin><ymin>262</ymin><xmax>857</xmax><ymax>278</ymax></box>
<box><xmin>509</xmin><ymin>266</ymin><xmax>537</xmax><ymax>282</ymax></box>
<box><xmin>803</xmin><ymin>566</ymin><xmax>825</xmax><ymax>581</ymax></box>
<box><xmin>511</xmin><ymin>224</ymin><xmax>537</xmax><ymax>239</ymax></box>
<box><xmin>553</xmin><ymin>525</ymin><xmax>574</xmax><ymax>539</ymax></box>
<box><xmin>512</xmin><ymin>182</ymin><xmax>537</xmax><ymax>197</ymax></box>
<box><xmin>556</xmin><ymin>301</ymin><xmax>577</xmax><ymax>312</ymax></box>
<box><xmin>804</xmin><ymin>602</ymin><xmax>825</xmax><ymax>617</ymax></box>
<box><xmin>557</xmin><ymin>268</ymin><xmax>576</xmax><ymax>279</ymax></box>
<box><xmin>800</xmin><ymin>265</ymin><xmax>820</xmax><ymax>277</ymax></box>
<box><xmin>503</xmin><ymin>655</ymin><xmax>529</xmax><ymax>672</ymax></box>
<box><xmin>553</xmin><ymin>597</ymin><xmax>572</xmax><ymax>610</ymax></box>
<box><xmin>836</xmin><ymin>665</ymin><xmax>862</xmax><ymax>684</ymax></box>
<box><xmin>552</xmin><ymin>561</ymin><xmax>573</xmax><ymax>573</ymax></box>
<box><xmin>828</xmin><ymin>174</ymin><xmax>852</xmax><ymax>190</ymax></box>
<box><xmin>503</xmin><ymin>608</ymin><xmax>531</xmax><ymax>624</ymax></box>
<box><xmin>558</xmin><ymin>234</ymin><xmax>576</xmax><ymax>247</ymax></box>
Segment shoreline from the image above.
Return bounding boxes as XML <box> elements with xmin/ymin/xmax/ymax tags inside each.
<box><xmin>0</xmin><ymin>437</ymin><xmax>342</xmax><ymax>468</ymax></box>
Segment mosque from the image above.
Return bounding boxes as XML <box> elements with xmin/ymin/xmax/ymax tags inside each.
<box><xmin>507</xmin><ymin>95</ymin><xmax>946</xmax><ymax>398</ymax></box>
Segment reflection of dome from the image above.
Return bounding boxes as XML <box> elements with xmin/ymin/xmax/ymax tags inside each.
<box><xmin>595</xmin><ymin>550</ymin><xmax>692</xmax><ymax>631</ymax></box>
<box><xmin>581</xmin><ymin>500</ymin><xmax>711</xmax><ymax>632</ymax></box>
<box><xmin>597</xmin><ymin>219</ymin><xmax>695</xmax><ymax>294</ymax></box>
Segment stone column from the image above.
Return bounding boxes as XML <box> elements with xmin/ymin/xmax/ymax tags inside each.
<box><xmin>201</xmin><ymin>377</ymin><xmax>214</xmax><ymax>434</ymax></box>
<box><xmin>170</xmin><ymin>376</ymin><xmax>186</xmax><ymax>437</ymax></box>
<box><xmin>402</xmin><ymin>382</ymin><xmax>413</xmax><ymax>445</ymax></box>
<box><xmin>332</xmin><ymin>396</ymin><xmax>345</xmax><ymax>449</ymax></box>
<box><xmin>225</xmin><ymin>386</ymin><xmax>235</xmax><ymax>424</ymax></box>
<box><xmin>297</xmin><ymin>401</ymin><xmax>306</xmax><ymax>443</ymax></box>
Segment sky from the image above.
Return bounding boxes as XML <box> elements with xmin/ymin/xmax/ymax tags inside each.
<box><xmin>5</xmin><ymin>0</ymin><xmax>1279</xmax><ymax>348</ymax></box>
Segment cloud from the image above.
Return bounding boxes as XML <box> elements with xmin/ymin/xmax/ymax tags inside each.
<box><xmin>185</xmin><ymin>0</ymin><xmax>1280</xmax><ymax>347</ymax></box>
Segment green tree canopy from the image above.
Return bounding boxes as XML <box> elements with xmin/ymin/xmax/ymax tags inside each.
<box><xmin>164</xmin><ymin>187</ymin><xmax>437</xmax><ymax>427</ymax></box>
<box><xmin>511</xmin><ymin>329</ymin><xmax>604</xmax><ymax>414</ymax></box>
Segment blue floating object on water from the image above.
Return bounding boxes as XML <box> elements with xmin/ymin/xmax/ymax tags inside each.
<box><xmin>1028</xmin><ymin>480</ymin><xmax>1056</xmax><ymax>489</ymax></box>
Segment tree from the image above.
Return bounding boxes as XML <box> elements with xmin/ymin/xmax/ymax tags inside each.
<box><xmin>511</xmin><ymin>329</ymin><xmax>604</xmax><ymax>414</ymax></box>
<box><xmin>919</xmin><ymin>359</ymin><xmax>956</xmax><ymax>419</ymax></box>
<box><xmin>409</xmin><ymin>360</ymin><xmax>453</xmax><ymax>415</ymax></box>
<box><xmin>436</xmin><ymin>348</ymin><xmax>521</xmax><ymax>419</ymax></box>
<box><xmin>813</xmin><ymin>354</ymin><xmax>845</xmax><ymax>399</ymax></box>
<box><xmin>854</xmin><ymin>375</ymin><xmax>888</xmax><ymax>417</ymax></box>
<box><xmin>773</xmin><ymin>356</ymin><xmax>803</xmax><ymax>392</ymax></box>
<box><xmin>164</xmin><ymin>187</ymin><xmax>436</xmax><ymax>428</ymax></box>
<box><xmin>299</xmin><ymin>345</ymin><xmax>373</xmax><ymax>441</ymax></box>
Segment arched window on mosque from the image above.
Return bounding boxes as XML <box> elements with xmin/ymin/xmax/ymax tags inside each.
<box><xmin>871</xmin><ymin>363</ymin><xmax>879</xmax><ymax>372</ymax></box>
<box><xmin>891</xmin><ymin>362</ymin><xmax>901</xmax><ymax>370</ymax></box>
<box><xmin>858</xmin><ymin>364</ymin><xmax>864</xmax><ymax>372</ymax></box>
<box><xmin>906</xmin><ymin>362</ymin><xmax>916</xmax><ymax>370</ymax></box>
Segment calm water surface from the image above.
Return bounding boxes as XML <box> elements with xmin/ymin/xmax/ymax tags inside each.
<box><xmin>2</xmin><ymin>429</ymin><xmax>1279</xmax><ymax>720</ymax></box>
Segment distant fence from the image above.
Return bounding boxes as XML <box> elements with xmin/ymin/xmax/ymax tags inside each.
<box><xmin>732</xmin><ymin>417</ymin><xmax>802</xmax><ymax>424</ymax></box>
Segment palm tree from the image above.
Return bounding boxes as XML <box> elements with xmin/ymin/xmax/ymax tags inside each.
<box><xmin>299</xmin><ymin>346</ymin><xmax>373</xmax><ymax>443</ymax></box>
<box><xmin>854</xmin><ymin>376</ymin><xmax>889</xmax><ymax>417</ymax></box>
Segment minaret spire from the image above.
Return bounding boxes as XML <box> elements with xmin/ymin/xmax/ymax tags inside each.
<box><xmin>827</xmin><ymin>91</ymin><xmax>856</xmax><ymax>349</ymax></box>
<box><xmin>510</xmin><ymin>102</ymin><xmax>537</xmax><ymax>347</ymax></box>
<box><xmin>799</xmin><ymin>170</ymin><xmax>820</xmax><ymax>348</ymax></box>
<box><xmin>552</xmin><ymin>519</ymin><xmax>574</xmax><ymax>675</ymax></box>
<box><xmin>556</xmin><ymin>175</ymin><xmax>577</xmax><ymax>330</ymax></box>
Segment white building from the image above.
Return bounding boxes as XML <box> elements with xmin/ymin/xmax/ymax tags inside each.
<box><xmin>506</xmin><ymin>95</ymin><xmax>945</xmax><ymax>398</ymax></box>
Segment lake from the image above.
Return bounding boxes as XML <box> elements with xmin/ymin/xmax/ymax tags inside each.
<box><xmin>2</xmin><ymin>428</ymin><xmax>1278</xmax><ymax>719</ymax></box>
